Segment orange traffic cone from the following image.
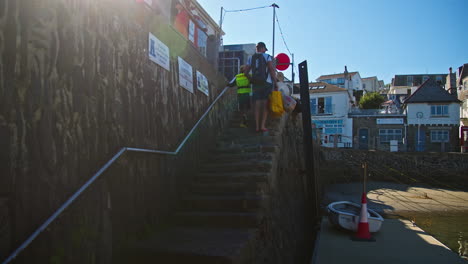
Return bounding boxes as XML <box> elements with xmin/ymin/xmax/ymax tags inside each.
<box><xmin>352</xmin><ymin>193</ymin><xmax>375</xmax><ymax>241</ymax></box>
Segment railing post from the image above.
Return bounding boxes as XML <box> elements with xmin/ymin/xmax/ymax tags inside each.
<box><xmin>298</xmin><ymin>61</ymin><xmax>319</xmax><ymax>218</ymax></box>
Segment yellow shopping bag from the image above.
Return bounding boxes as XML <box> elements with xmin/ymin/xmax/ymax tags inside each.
<box><xmin>269</xmin><ymin>91</ymin><xmax>285</xmax><ymax>117</ymax></box>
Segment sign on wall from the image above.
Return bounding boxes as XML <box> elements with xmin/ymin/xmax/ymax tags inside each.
<box><xmin>196</xmin><ymin>71</ymin><xmax>209</xmax><ymax>96</ymax></box>
<box><xmin>178</xmin><ymin>57</ymin><xmax>193</xmax><ymax>93</ymax></box>
<box><xmin>148</xmin><ymin>33</ymin><xmax>170</xmax><ymax>71</ymax></box>
<box><xmin>376</xmin><ymin>118</ymin><xmax>404</xmax><ymax>125</ymax></box>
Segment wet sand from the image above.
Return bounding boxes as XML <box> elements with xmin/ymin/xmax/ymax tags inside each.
<box><xmin>322</xmin><ymin>181</ymin><xmax>468</xmax><ymax>215</ymax></box>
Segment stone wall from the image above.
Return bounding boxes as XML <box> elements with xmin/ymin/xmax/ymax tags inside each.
<box><xmin>406</xmin><ymin>125</ymin><xmax>460</xmax><ymax>152</ymax></box>
<box><xmin>237</xmin><ymin>114</ymin><xmax>319</xmax><ymax>264</ymax></box>
<box><xmin>319</xmin><ymin>148</ymin><xmax>468</xmax><ymax>190</ymax></box>
<box><xmin>352</xmin><ymin>115</ymin><xmax>406</xmax><ymax>151</ymax></box>
<box><xmin>0</xmin><ymin>0</ymin><xmax>231</xmax><ymax>262</ymax></box>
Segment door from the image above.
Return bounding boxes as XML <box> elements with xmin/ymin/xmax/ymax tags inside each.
<box><xmin>358</xmin><ymin>128</ymin><xmax>368</xmax><ymax>150</ymax></box>
<box><xmin>415</xmin><ymin>127</ymin><xmax>425</xmax><ymax>152</ymax></box>
<box><xmin>461</xmin><ymin>126</ymin><xmax>468</xmax><ymax>153</ymax></box>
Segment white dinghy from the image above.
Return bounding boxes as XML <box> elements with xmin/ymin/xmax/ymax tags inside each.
<box><xmin>327</xmin><ymin>201</ymin><xmax>384</xmax><ymax>233</ymax></box>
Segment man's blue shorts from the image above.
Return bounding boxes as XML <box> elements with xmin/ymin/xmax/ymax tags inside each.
<box><xmin>252</xmin><ymin>83</ymin><xmax>273</xmax><ymax>101</ymax></box>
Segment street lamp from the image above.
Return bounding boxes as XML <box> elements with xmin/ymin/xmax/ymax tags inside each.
<box><xmin>271</xmin><ymin>3</ymin><xmax>279</xmax><ymax>57</ymax></box>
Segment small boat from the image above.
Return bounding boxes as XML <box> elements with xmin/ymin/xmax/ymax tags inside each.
<box><xmin>327</xmin><ymin>201</ymin><xmax>384</xmax><ymax>233</ymax></box>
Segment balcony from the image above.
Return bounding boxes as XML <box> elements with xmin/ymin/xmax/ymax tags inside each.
<box><xmin>348</xmin><ymin>108</ymin><xmax>404</xmax><ymax>116</ymax></box>
<box><xmin>311</xmin><ymin>104</ymin><xmax>334</xmax><ymax>115</ymax></box>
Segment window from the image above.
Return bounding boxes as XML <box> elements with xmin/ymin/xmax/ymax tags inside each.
<box><xmin>337</xmin><ymin>78</ymin><xmax>345</xmax><ymax>84</ymax></box>
<box><xmin>313</xmin><ymin>120</ymin><xmax>343</xmax><ymax>134</ymax></box>
<box><xmin>311</xmin><ymin>97</ymin><xmax>333</xmax><ymax>115</ymax></box>
<box><xmin>436</xmin><ymin>76</ymin><xmax>442</xmax><ymax>84</ymax></box>
<box><xmin>197</xmin><ymin>28</ymin><xmax>208</xmax><ymax>56</ymax></box>
<box><xmin>423</xmin><ymin>76</ymin><xmax>429</xmax><ymax>82</ymax></box>
<box><xmin>172</xmin><ymin>1</ymin><xmax>210</xmax><ymax>58</ymax></box>
<box><xmin>311</xmin><ymin>98</ymin><xmax>317</xmax><ymax>114</ymax></box>
<box><xmin>431</xmin><ymin>130</ymin><xmax>449</xmax><ymax>142</ymax></box>
<box><xmin>407</xmin><ymin>76</ymin><xmax>413</xmax><ymax>86</ymax></box>
<box><xmin>379</xmin><ymin>129</ymin><xmax>402</xmax><ymax>143</ymax></box>
<box><xmin>430</xmin><ymin>105</ymin><xmax>449</xmax><ymax>116</ymax></box>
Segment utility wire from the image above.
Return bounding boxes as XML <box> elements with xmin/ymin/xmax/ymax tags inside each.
<box><xmin>275</xmin><ymin>12</ymin><xmax>292</xmax><ymax>56</ymax></box>
<box><xmin>224</xmin><ymin>5</ymin><xmax>271</xmax><ymax>13</ymax></box>
<box><xmin>221</xmin><ymin>5</ymin><xmax>271</xmax><ymax>26</ymax></box>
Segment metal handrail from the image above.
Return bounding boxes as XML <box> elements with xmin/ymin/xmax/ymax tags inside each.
<box><xmin>2</xmin><ymin>85</ymin><xmax>232</xmax><ymax>264</ymax></box>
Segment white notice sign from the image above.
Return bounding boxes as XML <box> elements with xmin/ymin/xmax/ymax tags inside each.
<box><xmin>196</xmin><ymin>71</ymin><xmax>209</xmax><ymax>96</ymax></box>
<box><xmin>178</xmin><ymin>57</ymin><xmax>193</xmax><ymax>93</ymax></box>
<box><xmin>148</xmin><ymin>33</ymin><xmax>170</xmax><ymax>71</ymax></box>
<box><xmin>376</xmin><ymin>118</ymin><xmax>404</xmax><ymax>125</ymax></box>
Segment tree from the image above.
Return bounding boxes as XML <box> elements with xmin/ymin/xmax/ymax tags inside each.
<box><xmin>359</xmin><ymin>92</ymin><xmax>385</xmax><ymax>109</ymax></box>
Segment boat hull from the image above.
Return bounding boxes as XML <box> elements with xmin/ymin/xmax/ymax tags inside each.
<box><xmin>327</xmin><ymin>201</ymin><xmax>384</xmax><ymax>233</ymax></box>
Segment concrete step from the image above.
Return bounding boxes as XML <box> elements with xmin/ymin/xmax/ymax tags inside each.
<box><xmin>190</xmin><ymin>182</ymin><xmax>266</xmax><ymax>195</ymax></box>
<box><xmin>199</xmin><ymin>160</ymin><xmax>273</xmax><ymax>173</ymax></box>
<box><xmin>215</xmin><ymin>144</ymin><xmax>279</xmax><ymax>155</ymax></box>
<box><xmin>210</xmin><ymin>151</ymin><xmax>274</xmax><ymax>163</ymax></box>
<box><xmin>217</xmin><ymin>135</ymin><xmax>277</xmax><ymax>147</ymax></box>
<box><xmin>180</xmin><ymin>194</ymin><xmax>263</xmax><ymax>212</ymax></box>
<box><xmin>117</xmin><ymin>227</ymin><xmax>255</xmax><ymax>264</ymax></box>
<box><xmin>174</xmin><ymin>211</ymin><xmax>260</xmax><ymax>228</ymax></box>
<box><xmin>195</xmin><ymin>172</ymin><xmax>269</xmax><ymax>184</ymax></box>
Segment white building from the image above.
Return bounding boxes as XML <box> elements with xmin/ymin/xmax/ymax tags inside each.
<box><xmin>362</xmin><ymin>76</ymin><xmax>383</xmax><ymax>93</ymax></box>
<box><xmin>316</xmin><ymin>66</ymin><xmax>363</xmax><ymax>106</ymax></box>
<box><xmin>306</xmin><ymin>82</ymin><xmax>354</xmax><ymax>148</ymax></box>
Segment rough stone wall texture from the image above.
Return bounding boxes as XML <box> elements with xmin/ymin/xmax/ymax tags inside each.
<box><xmin>0</xmin><ymin>0</ymin><xmax>231</xmax><ymax>262</ymax></box>
<box><xmin>319</xmin><ymin>148</ymin><xmax>468</xmax><ymax>190</ymax></box>
<box><xmin>237</xmin><ymin>114</ymin><xmax>319</xmax><ymax>264</ymax></box>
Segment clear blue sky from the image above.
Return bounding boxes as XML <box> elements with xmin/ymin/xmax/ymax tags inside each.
<box><xmin>197</xmin><ymin>0</ymin><xmax>468</xmax><ymax>84</ymax></box>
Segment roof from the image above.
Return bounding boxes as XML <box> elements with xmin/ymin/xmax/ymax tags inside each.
<box><xmin>404</xmin><ymin>79</ymin><xmax>461</xmax><ymax>104</ymax></box>
<box><xmin>308</xmin><ymin>82</ymin><xmax>348</xmax><ymax>93</ymax></box>
<box><xmin>362</xmin><ymin>76</ymin><xmax>378</xmax><ymax>81</ymax></box>
<box><xmin>392</xmin><ymin>74</ymin><xmax>451</xmax><ymax>87</ymax></box>
<box><xmin>317</xmin><ymin>72</ymin><xmax>358</xmax><ymax>80</ymax></box>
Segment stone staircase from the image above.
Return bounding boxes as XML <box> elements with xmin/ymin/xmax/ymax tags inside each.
<box><xmin>117</xmin><ymin>112</ymin><xmax>282</xmax><ymax>263</ymax></box>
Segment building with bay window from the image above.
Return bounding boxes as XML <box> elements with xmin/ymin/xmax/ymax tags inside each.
<box><xmin>403</xmin><ymin>78</ymin><xmax>461</xmax><ymax>152</ymax></box>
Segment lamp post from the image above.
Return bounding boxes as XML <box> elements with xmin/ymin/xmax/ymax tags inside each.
<box><xmin>271</xmin><ymin>3</ymin><xmax>279</xmax><ymax>57</ymax></box>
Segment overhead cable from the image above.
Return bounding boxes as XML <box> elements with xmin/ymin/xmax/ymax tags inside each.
<box><xmin>275</xmin><ymin>12</ymin><xmax>292</xmax><ymax>56</ymax></box>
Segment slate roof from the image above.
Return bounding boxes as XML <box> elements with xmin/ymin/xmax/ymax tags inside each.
<box><xmin>404</xmin><ymin>79</ymin><xmax>461</xmax><ymax>104</ymax></box>
<box><xmin>308</xmin><ymin>82</ymin><xmax>347</xmax><ymax>93</ymax></box>
<box><xmin>316</xmin><ymin>72</ymin><xmax>358</xmax><ymax>80</ymax></box>
<box><xmin>392</xmin><ymin>74</ymin><xmax>450</xmax><ymax>86</ymax></box>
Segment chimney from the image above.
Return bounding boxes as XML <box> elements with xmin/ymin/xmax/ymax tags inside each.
<box><xmin>344</xmin><ymin>66</ymin><xmax>349</xmax><ymax>90</ymax></box>
<box><xmin>447</xmin><ymin>67</ymin><xmax>457</xmax><ymax>96</ymax></box>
